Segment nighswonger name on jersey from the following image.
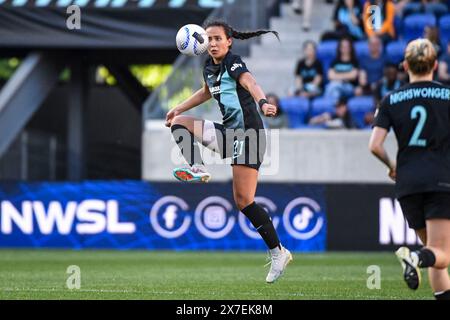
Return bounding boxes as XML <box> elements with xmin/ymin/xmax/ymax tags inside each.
<box><xmin>389</xmin><ymin>87</ymin><xmax>450</xmax><ymax>105</ymax></box>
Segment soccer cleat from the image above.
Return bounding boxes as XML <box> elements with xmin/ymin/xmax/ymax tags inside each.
<box><xmin>173</xmin><ymin>164</ymin><xmax>211</xmax><ymax>183</ymax></box>
<box><xmin>395</xmin><ymin>246</ymin><xmax>421</xmax><ymax>290</ymax></box>
<box><xmin>265</xmin><ymin>247</ymin><xmax>293</xmax><ymax>283</ymax></box>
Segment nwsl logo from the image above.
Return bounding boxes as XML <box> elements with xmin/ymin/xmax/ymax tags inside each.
<box><xmin>0</xmin><ymin>200</ymin><xmax>135</xmax><ymax>235</ymax></box>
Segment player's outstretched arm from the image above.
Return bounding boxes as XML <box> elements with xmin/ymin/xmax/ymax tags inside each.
<box><xmin>165</xmin><ymin>83</ymin><xmax>212</xmax><ymax>127</ymax></box>
<box><xmin>238</xmin><ymin>72</ymin><xmax>277</xmax><ymax>117</ymax></box>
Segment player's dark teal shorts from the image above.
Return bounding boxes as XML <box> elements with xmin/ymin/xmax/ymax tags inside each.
<box><xmin>201</xmin><ymin>120</ymin><xmax>266</xmax><ymax>171</ymax></box>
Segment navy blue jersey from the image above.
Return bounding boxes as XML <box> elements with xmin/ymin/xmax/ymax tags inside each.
<box><xmin>374</xmin><ymin>81</ymin><xmax>450</xmax><ymax>198</ymax></box>
<box><xmin>203</xmin><ymin>51</ymin><xmax>264</xmax><ymax>131</ymax></box>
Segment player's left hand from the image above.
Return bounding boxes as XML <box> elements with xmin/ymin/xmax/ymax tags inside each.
<box><xmin>261</xmin><ymin>103</ymin><xmax>277</xmax><ymax>117</ymax></box>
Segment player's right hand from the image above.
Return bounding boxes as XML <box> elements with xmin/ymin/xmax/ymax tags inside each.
<box><xmin>261</xmin><ymin>103</ymin><xmax>278</xmax><ymax>117</ymax></box>
<box><xmin>388</xmin><ymin>168</ymin><xmax>396</xmax><ymax>181</ymax></box>
<box><xmin>165</xmin><ymin>108</ymin><xmax>180</xmax><ymax>128</ymax></box>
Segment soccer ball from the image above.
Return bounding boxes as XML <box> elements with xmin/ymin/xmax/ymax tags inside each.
<box><xmin>176</xmin><ymin>24</ymin><xmax>209</xmax><ymax>57</ymax></box>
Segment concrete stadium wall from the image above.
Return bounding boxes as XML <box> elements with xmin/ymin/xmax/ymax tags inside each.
<box><xmin>142</xmin><ymin>120</ymin><xmax>398</xmax><ymax>183</ymax></box>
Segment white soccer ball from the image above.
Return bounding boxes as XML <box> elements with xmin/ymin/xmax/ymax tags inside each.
<box><xmin>176</xmin><ymin>24</ymin><xmax>209</xmax><ymax>57</ymax></box>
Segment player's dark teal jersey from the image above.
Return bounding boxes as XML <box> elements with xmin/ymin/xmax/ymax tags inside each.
<box><xmin>374</xmin><ymin>81</ymin><xmax>450</xmax><ymax>198</ymax></box>
<box><xmin>203</xmin><ymin>51</ymin><xmax>264</xmax><ymax>131</ymax></box>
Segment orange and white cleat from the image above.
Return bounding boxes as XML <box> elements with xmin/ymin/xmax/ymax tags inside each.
<box><xmin>173</xmin><ymin>164</ymin><xmax>211</xmax><ymax>183</ymax></box>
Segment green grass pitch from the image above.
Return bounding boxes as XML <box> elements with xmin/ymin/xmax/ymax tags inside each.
<box><xmin>0</xmin><ymin>250</ymin><xmax>438</xmax><ymax>300</ymax></box>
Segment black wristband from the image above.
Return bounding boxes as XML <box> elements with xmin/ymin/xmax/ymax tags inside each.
<box><xmin>258</xmin><ymin>98</ymin><xmax>268</xmax><ymax>109</ymax></box>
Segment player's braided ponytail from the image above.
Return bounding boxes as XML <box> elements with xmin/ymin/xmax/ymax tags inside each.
<box><xmin>230</xmin><ymin>28</ymin><xmax>279</xmax><ymax>41</ymax></box>
<box><xmin>203</xmin><ymin>20</ymin><xmax>279</xmax><ymax>47</ymax></box>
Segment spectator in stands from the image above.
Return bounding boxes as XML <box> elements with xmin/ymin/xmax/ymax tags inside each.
<box><xmin>397</xmin><ymin>59</ymin><xmax>410</xmax><ymax>82</ymax></box>
<box><xmin>424</xmin><ymin>25</ymin><xmax>442</xmax><ymax>57</ymax></box>
<box><xmin>394</xmin><ymin>0</ymin><xmax>412</xmax><ymax>16</ymax></box>
<box><xmin>422</xmin><ymin>26</ymin><xmax>442</xmax><ymax>79</ymax></box>
<box><xmin>438</xmin><ymin>42</ymin><xmax>450</xmax><ymax>84</ymax></box>
<box><xmin>294</xmin><ymin>41</ymin><xmax>324</xmax><ymax>98</ymax></box>
<box><xmin>363</xmin><ymin>109</ymin><xmax>377</xmax><ymax>127</ymax></box>
<box><xmin>424</xmin><ymin>0</ymin><xmax>448</xmax><ymax>17</ymax></box>
<box><xmin>402</xmin><ymin>0</ymin><xmax>448</xmax><ymax>18</ymax></box>
<box><xmin>324</xmin><ymin>37</ymin><xmax>360</xmax><ymax>100</ymax></box>
<box><xmin>364</xmin><ymin>62</ymin><xmax>402</xmax><ymax>126</ymax></box>
<box><xmin>402</xmin><ymin>0</ymin><xmax>422</xmax><ymax>16</ymax></box>
<box><xmin>264</xmin><ymin>93</ymin><xmax>289</xmax><ymax>129</ymax></box>
<box><xmin>374</xmin><ymin>62</ymin><xmax>403</xmax><ymax>104</ymax></box>
<box><xmin>363</xmin><ymin>0</ymin><xmax>396</xmax><ymax>44</ymax></box>
<box><xmin>321</xmin><ymin>0</ymin><xmax>365</xmax><ymax>41</ymax></box>
<box><xmin>309</xmin><ymin>97</ymin><xmax>359</xmax><ymax>129</ymax></box>
<box><xmin>291</xmin><ymin>0</ymin><xmax>314</xmax><ymax>31</ymax></box>
<box><xmin>355</xmin><ymin>35</ymin><xmax>386</xmax><ymax>95</ymax></box>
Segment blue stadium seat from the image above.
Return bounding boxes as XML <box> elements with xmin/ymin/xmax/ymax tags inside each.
<box><xmin>402</xmin><ymin>14</ymin><xmax>437</xmax><ymax>42</ymax></box>
<box><xmin>316</xmin><ymin>41</ymin><xmax>338</xmax><ymax>81</ymax></box>
<box><xmin>439</xmin><ymin>15</ymin><xmax>450</xmax><ymax>48</ymax></box>
<box><xmin>278</xmin><ymin>97</ymin><xmax>310</xmax><ymax>129</ymax></box>
<box><xmin>355</xmin><ymin>41</ymin><xmax>369</xmax><ymax>60</ymax></box>
<box><xmin>386</xmin><ymin>41</ymin><xmax>407</xmax><ymax>64</ymax></box>
<box><xmin>310</xmin><ymin>97</ymin><xmax>336</xmax><ymax>118</ymax></box>
<box><xmin>347</xmin><ymin>96</ymin><xmax>375</xmax><ymax>128</ymax></box>
<box><xmin>394</xmin><ymin>15</ymin><xmax>403</xmax><ymax>40</ymax></box>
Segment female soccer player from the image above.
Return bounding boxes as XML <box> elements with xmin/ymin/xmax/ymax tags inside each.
<box><xmin>165</xmin><ymin>20</ymin><xmax>292</xmax><ymax>283</ymax></box>
<box><xmin>370</xmin><ymin>38</ymin><xmax>450</xmax><ymax>300</ymax></box>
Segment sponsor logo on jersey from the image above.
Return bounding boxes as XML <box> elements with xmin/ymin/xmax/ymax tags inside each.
<box><xmin>230</xmin><ymin>63</ymin><xmax>243</xmax><ymax>72</ymax></box>
<box><xmin>209</xmin><ymin>86</ymin><xmax>221</xmax><ymax>95</ymax></box>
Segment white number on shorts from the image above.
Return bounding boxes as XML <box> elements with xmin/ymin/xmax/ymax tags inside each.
<box><xmin>233</xmin><ymin>141</ymin><xmax>245</xmax><ymax>159</ymax></box>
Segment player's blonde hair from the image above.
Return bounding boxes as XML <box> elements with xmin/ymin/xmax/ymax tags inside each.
<box><xmin>404</xmin><ymin>38</ymin><xmax>437</xmax><ymax>76</ymax></box>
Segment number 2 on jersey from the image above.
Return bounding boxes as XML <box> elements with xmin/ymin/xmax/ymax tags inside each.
<box><xmin>409</xmin><ymin>105</ymin><xmax>427</xmax><ymax>147</ymax></box>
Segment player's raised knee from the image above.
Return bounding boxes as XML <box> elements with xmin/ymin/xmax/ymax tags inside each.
<box><xmin>438</xmin><ymin>255</ymin><xmax>450</xmax><ymax>269</ymax></box>
<box><xmin>171</xmin><ymin>115</ymin><xmax>189</xmax><ymax>127</ymax></box>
